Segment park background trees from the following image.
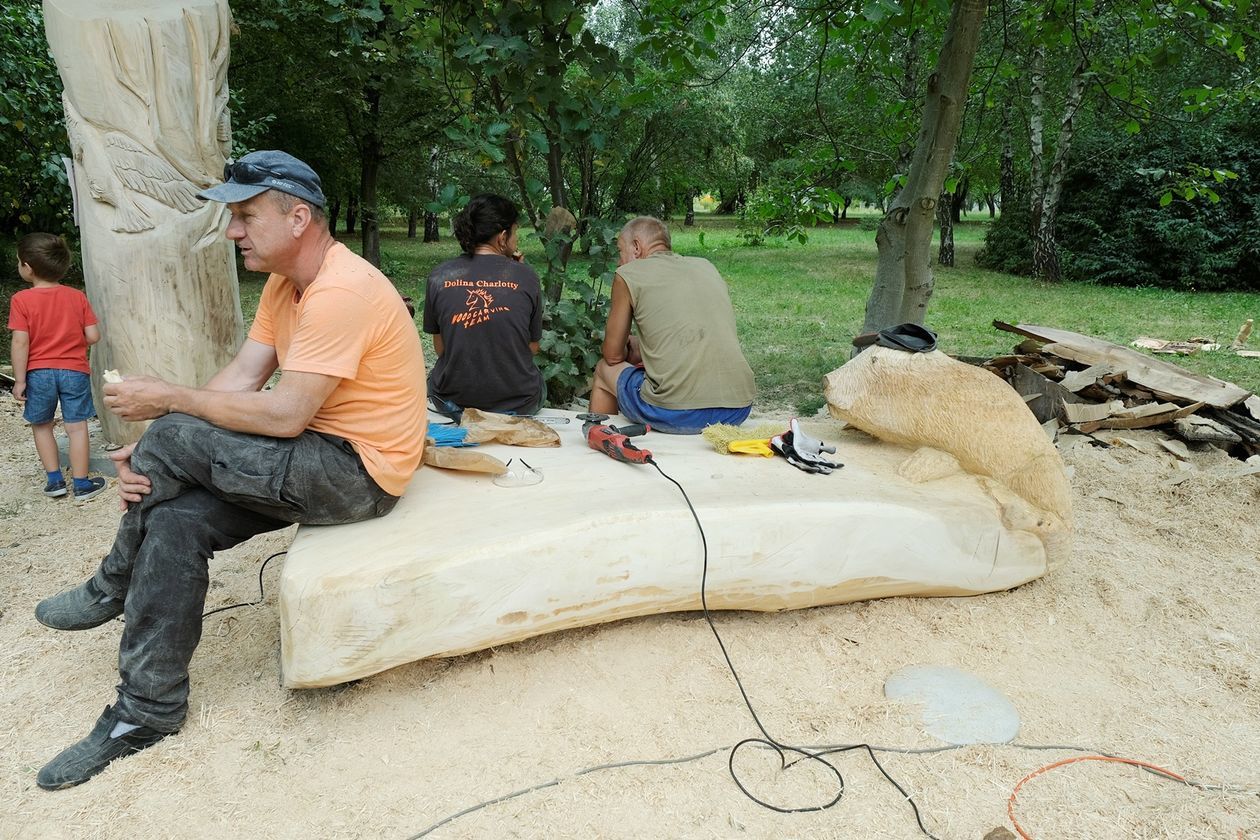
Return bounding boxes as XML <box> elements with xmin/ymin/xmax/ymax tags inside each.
<box><xmin>1</xmin><ymin>3</ymin><xmax>71</xmax><ymax>234</ymax></box>
<box><xmin>3</xmin><ymin>0</ymin><xmax>1257</xmax><ymax>395</ymax></box>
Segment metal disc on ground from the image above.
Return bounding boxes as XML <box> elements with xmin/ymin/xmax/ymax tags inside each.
<box><xmin>884</xmin><ymin>665</ymin><xmax>1020</xmax><ymax>745</ymax></box>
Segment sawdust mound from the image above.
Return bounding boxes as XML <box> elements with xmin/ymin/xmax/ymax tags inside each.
<box><xmin>1</xmin><ymin>391</ymin><xmax>1257</xmax><ymax>838</ymax></box>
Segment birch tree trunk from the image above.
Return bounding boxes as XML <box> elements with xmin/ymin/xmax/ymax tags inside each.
<box><xmin>43</xmin><ymin>0</ymin><xmax>241</xmax><ymax>446</ymax></box>
<box><xmin>999</xmin><ymin>103</ymin><xmax>1015</xmax><ymax>208</ymax></box>
<box><xmin>1028</xmin><ymin>44</ymin><xmax>1047</xmax><ymax>239</ymax></box>
<box><xmin>1032</xmin><ymin>60</ymin><xmax>1088</xmax><ymax>282</ymax></box>
<box><xmin>861</xmin><ymin>0</ymin><xmax>988</xmax><ymax>334</ymax></box>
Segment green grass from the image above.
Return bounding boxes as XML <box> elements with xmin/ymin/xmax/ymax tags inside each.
<box><xmin>5</xmin><ymin>215</ymin><xmax>1258</xmax><ymax>414</ymax></box>
<box><xmin>668</xmin><ymin>216</ymin><xmax>1260</xmax><ymax>412</ymax></box>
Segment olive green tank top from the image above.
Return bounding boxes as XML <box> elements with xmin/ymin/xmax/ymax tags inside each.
<box><xmin>617</xmin><ymin>252</ymin><xmax>756</xmax><ymax>410</ymax></box>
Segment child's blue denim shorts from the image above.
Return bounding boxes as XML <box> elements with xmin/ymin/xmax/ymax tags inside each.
<box><xmin>616</xmin><ymin>366</ymin><xmax>751</xmax><ymax>435</ymax></box>
<box><xmin>23</xmin><ymin>368</ymin><xmax>95</xmax><ymax>425</ymax></box>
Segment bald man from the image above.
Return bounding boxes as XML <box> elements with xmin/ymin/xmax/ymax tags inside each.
<box><xmin>589</xmin><ymin>216</ymin><xmax>755</xmax><ymax>433</ymax></box>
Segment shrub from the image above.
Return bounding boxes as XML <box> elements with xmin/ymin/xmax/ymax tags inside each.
<box><xmin>976</xmin><ymin>200</ymin><xmax>1034</xmax><ymax>276</ymax></box>
<box><xmin>0</xmin><ymin>237</ymin><xmax>14</xmax><ymax>280</ymax></box>
<box><xmin>1056</xmin><ymin>129</ymin><xmax>1260</xmax><ymax>292</ymax></box>
<box><xmin>535</xmin><ymin>218</ymin><xmax>619</xmax><ymax>406</ymax></box>
<box><xmin>977</xmin><ymin>105</ymin><xmax>1260</xmax><ymax>291</ymax></box>
<box><xmin>738</xmin><ymin>183</ymin><xmax>835</xmax><ymax>246</ymax></box>
<box><xmin>1040</xmin><ymin>113</ymin><xmax>1257</xmax><ymax>290</ymax></box>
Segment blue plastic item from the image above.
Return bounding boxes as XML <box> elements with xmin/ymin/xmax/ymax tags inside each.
<box><xmin>426</xmin><ymin>424</ymin><xmax>476</xmax><ymax>448</ymax></box>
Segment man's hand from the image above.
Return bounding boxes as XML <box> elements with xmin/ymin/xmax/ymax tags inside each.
<box><xmin>109</xmin><ymin>443</ymin><xmax>151</xmax><ymax>509</ymax></box>
<box><xmin>12</xmin><ymin>381</ymin><xmax>25</xmax><ymax>401</ymax></box>
<box><xmin>103</xmin><ymin>376</ymin><xmax>178</xmax><ymax>422</ymax></box>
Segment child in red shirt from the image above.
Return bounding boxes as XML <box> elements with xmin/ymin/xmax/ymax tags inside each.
<box><xmin>8</xmin><ymin>233</ymin><xmax>106</xmax><ymax>500</ymax></box>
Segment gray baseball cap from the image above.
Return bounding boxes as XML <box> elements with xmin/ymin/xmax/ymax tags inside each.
<box><xmin>198</xmin><ymin>150</ymin><xmax>326</xmax><ymax>208</ymax></box>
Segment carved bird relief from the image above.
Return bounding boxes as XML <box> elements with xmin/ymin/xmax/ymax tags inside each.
<box><xmin>63</xmin><ymin>98</ymin><xmax>202</xmax><ymax>234</ymax></box>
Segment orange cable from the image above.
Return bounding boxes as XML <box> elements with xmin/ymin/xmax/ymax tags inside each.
<box><xmin>1007</xmin><ymin>754</ymin><xmax>1189</xmax><ymax>840</ymax></box>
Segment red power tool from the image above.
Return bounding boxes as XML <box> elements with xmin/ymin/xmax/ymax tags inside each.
<box><xmin>577</xmin><ymin>413</ymin><xmax>653</xmax><ymax>465</ymax></box>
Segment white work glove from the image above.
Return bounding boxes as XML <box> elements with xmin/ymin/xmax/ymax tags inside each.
<box><xmin>770</xmin><ymin>420</ymin><xmax>842</xmax><ymax>475</ymax></box>
<box><xmin>789</xmin><ymin>419</ymin><xmax>837</xmax><ymax>460</ymax></box>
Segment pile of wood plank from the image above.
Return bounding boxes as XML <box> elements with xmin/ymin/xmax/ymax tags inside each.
<box><xmin>1130</xmin><ymin>318</ymin><xmax>1257</xmax><ymax>357</ymax></box>
<box><xmin>977</xmin><ymin>322</ymin><xmax>1260</xmax><ymax>459</ymax></box>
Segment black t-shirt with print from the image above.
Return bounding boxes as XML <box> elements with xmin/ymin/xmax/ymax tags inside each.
<box><xmin>423</xmin><ymin>254</ymin><xmax>544</xmax><ymax>413</ymax></box>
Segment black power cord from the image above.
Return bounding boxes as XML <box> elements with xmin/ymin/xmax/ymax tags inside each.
<box><xmin>404</xmin><ymin>739</ymin><xmax>1257</xmax><ymax>838</ymax></box>
<box><xmin>183</xmin><ymin>478</ymin><xmax>1249</xmax><ymax>837</ymax></box>
<box><xmin>400</xmin><ymin>459</ymin><xmax>1257</xmax><ymax>838</ymax></box>
<box><xmin>647</xmin><ymin>458</ymin><xmax>940</xmax><ymax>837</ymax></box>
<box><xmin>201</xmin><ymin>550</ymin><xmax>287</xmax><ymax>619</ymax></box>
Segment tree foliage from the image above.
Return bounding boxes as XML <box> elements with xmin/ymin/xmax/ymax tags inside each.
<box><xmin>230</xmin><ymin>0</ymin><xmax>456</xmax><ymax>264</ymax></box>
<box><xmin>1055</xmin><ymin>112</ymin><xmax>1259</xmax><ymax>291</ymax></box>
<box><xmin>0</xmin><ymin>2</ymin><xmax>70</xmax><ymax>235</ymax></box>
<box><xmin>8</xmin><ymin>0</ymin><xmax>1260</xmax><ymax>357</ymax></box>
<box><xmin>979</xmin><ymin>0</ymin><xmax>1259</xmax><ymax>289</ymax></box>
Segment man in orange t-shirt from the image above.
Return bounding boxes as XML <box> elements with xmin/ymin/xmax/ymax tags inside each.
<box><xmin>32</xmin><ymin>151</ymin><xmax>427</xmax><ymax>791</ymax></box>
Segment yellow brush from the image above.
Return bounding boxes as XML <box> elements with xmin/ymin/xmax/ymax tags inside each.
<box><xmin>701</xmin><ymin>422</ymin><xmax>785</xmax><ymax>455</ymax></box>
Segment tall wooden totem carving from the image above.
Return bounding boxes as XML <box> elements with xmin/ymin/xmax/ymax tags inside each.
<box><xmin>43</xmin><ymin>0</ymin><xmax>242</xmax><ymax>444</ymax></box>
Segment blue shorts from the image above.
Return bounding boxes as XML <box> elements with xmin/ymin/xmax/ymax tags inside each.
<box><xmin>616</xmin><ymin>366</ymin><xmax>751</xmax><ymax>435</ymax></box>
<box><xmin>23</xmin><ymin>368</ymin><xmax>96</xmax><ymax>425</ymax></box>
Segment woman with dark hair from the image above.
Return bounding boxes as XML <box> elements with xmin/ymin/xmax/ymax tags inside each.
<box><xmin>422</xmin><ymin>193</ymin><xmax>545</xmax><ymax>418</ymax></box>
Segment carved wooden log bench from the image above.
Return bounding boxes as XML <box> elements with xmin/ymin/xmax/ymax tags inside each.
<box><xmin>280</xmin><ymin>356</ymin><xmax>1069</xmax><ymax>688</ymax></box>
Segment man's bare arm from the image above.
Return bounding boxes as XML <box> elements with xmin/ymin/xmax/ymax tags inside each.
<box><xmin>173</xmin><ymin>370</ymin><xmax>338</xmax><ymax>436</ymax></box>
<box><xmin>601</xmin><ymin>275</ymin><xmax>633</xmax><ymax>365</ymax></box>
<box><xmin>104</xmin><ymin>368</ymin><xmax>339</xmax><ymax>438</ymax></box>
<box><xmin>203</xmin><ymin>338</ymin><xmax>279</xmax><ymax>392</ymax></box>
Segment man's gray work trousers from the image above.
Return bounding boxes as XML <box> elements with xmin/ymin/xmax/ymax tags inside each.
<box><xmin>91</xmin><ymin>413</ymin><xmax>398</xmax><ymax>732</ymax></box>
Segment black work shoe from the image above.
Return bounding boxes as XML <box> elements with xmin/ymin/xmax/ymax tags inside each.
<box><xmin>37</xmin><ymin>705</ymin><xmax>173</xmax><ymax>790</ymax></box>
<box><xmin>43</xmin><ymin>479</ymin><xmax>67</xmax><ymax>498</ymax></box>
<box><xmin>72</xmin><ymin>477</ymin><xmax>107</xmax><ymax>503</ymax></box>
<box><xmin>35</xmin><ymin>578</ymin><xmax>124</xmax><ymax>631</ymax></box>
